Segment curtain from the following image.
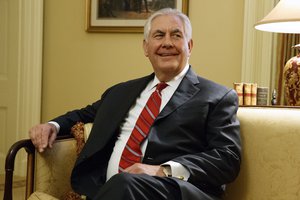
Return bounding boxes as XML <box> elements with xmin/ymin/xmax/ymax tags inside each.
<box><xmin>274</xmin><ymin>34</ymin><xmax>300</xmax><ymax>105</ymax></box>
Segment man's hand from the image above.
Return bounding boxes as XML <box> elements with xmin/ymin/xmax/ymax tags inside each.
<box><xmin>29</xmin><ymin>123</ymin><xmax>58</xmax><ymax>153</ymax></box>
<box><xmin>123</xmin><ymin>163</ymin><xmax>165</xmax><ymax>177</ymax></box>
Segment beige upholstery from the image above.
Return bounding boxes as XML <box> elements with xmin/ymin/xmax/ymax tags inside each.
<box><xmin>224</xmin><ymin>107</ymin><xmax>300</xmax><ymax>200</ymax></box>
<box><xmin>83</xmin><ymin>123</ymin><xmax>93</xmax><ymax>142</ymax></box>
<box><xmin>27</xmin><ymin>107</ymin><xmax>300</xmax><ymax>199</ymax></box>
<box><xmin>28</xmin><ymin>123</ymin><xmax>93</xmax><ymax>199</ymax></box>
<box><xmin>30</xmin><ymin>139</ymin><xmax>77</xmax><ymax>199</ymax></box>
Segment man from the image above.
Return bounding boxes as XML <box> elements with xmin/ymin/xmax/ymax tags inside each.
<box><xmin>29</xmin><ymin>8</ymin><xmax>241</xmax><ymax>200</ymax></box>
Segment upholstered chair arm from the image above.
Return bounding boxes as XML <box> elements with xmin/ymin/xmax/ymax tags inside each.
<box><xmin>3</xmin><ymin>135</ymin><xmax>73</xmax><ymax>200</ymax></box>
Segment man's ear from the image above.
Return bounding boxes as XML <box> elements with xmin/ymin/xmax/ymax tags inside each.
<box><xmin>143</xmin><ymin>40</ymin><xmax>149</xmax><ymax>57</ymax></box>
<box><xmin>188</xmin><ymin>39</ymin><xmax>193</xmax><ymax>54</ymax></box>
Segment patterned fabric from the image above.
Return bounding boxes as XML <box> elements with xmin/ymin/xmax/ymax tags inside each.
<box><xmin>119</xmin><ymin>82</ymin><xmax>168</xmax><ymax>172</ymax></box>
<box><xmin>28</xmin><ymin>191</ymin><xmax>59</xmax><ymax>200</ymax></box>
<box><xmin>28</xmin><ymin>123</ymin><xmax>92</xmax><ymax>200</ymax></box>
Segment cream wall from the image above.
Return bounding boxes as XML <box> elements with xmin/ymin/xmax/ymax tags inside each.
<box><xmin>41</xmin><ymin>0</ymin><xmax>244</xmax><ymax>121</ymax></box>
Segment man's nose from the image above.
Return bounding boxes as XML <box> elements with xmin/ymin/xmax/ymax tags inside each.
<box><xmin>162</xmin><ymin>35</ymin><xmax>174</xmax><ymax>48</ymax></box>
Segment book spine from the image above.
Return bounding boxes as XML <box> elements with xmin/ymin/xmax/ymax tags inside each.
<box><xmin>243</xmin><ymin>83</ymin><xmax>252</xmax><ymax>106</ymax></box>
<box><xmin>251</xmin><ymin>83</ymin><xmax>257</xmax><ymax>105</ymax></box>
<box><xmin>234</xmin><ymin>83</ymin><xmax>244</xmax><ymax>106</ymax></box>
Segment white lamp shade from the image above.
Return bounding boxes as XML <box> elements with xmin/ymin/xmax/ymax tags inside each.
<box><xmin>255</xmin><ymin>0</ymin><xmax>300</xmax><ymax>33</ymax></box>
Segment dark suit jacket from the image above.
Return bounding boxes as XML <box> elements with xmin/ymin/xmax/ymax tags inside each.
<box><xmin>53</xmin><ymin>67</ymin><xmax>241</xmax><ymax>199</ymax></box>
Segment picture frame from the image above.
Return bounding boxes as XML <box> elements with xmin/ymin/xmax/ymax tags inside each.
<box><xmin>86</xmin><ymin>0</ymin><xmax>189</xmax><ymax>33</ymax></box>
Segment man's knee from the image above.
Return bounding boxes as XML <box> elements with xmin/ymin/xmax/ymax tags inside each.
<box><xmin>108</xmin><ymin>172</ymin><xmax>140</xmax><ymax>187</ymax></box>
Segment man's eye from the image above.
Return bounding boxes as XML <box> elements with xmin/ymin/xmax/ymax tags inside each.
<box><xmin>173</xmin><ymin>34</ymin><xmax>182</xmax><ymax>38</ymax></box>
<box><xmin>154</xmin><ymin>34</ymin><xmax>163</xmax><ymax>38</ymax></box>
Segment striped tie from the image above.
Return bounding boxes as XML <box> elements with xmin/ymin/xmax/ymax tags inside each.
<box><xmin>119</xmin><ymin>82</ymin><xmax>168</xmax><ymax>172</ymax></box>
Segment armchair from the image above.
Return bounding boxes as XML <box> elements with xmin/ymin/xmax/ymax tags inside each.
<box><xmin>3</xmin><ymin>123</ymin><xmax>93</xmax><ymax>200</ymax></box>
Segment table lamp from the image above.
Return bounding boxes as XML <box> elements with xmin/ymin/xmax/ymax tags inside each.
<box><xmin>255</xmin><ymin>0</ymin><xmax>300</xmax><ymax>34</ymax></box>
<box><xmin>255</xmin><ymin>0</ymin><xmax>300</xmax><ymax>106</ymax></box>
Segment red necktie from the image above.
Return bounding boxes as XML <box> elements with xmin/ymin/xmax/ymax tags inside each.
<box><xmin>119</xmin><ymin>82</ymin><xmax>168</xmax><ymax>172</ymax></box>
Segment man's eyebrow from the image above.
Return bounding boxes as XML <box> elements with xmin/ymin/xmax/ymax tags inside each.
<box><xmin>171</xmin><ymin>28</ymin><xmax>183</xmax><ymax>34</ymax></box>
<box><xmin>152</xmin><ymin>29</ymin><xmax>165</xmax><ymax>34</ymax></box>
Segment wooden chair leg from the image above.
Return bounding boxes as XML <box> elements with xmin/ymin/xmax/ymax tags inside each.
<box><xmin>4</xmin><ymin>139</ymin><xmax>35</xmax><ymax>200</ymax></box>
<box><xmin>25</xmin><ymin>152</ymin><xmax>35</xmax><ymax>199</ymax></box>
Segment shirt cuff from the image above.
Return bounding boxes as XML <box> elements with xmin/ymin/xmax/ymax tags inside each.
<box><xmin>48</xmin><ymin>121</ymin><xmax>60</xmax><ymax>133</ymax></box>
<box><xmin>162</xmin><ymin>161</ymin><xmax>190</xmax><ymax>181</ymax></box>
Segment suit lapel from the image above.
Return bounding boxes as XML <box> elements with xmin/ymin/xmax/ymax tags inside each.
<box><xmin>156</xmin><ymin>67</ymin><xmax>200</xmax><ymax>120</ymax></box>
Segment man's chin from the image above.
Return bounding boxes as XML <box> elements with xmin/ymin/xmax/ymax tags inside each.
<box><xmin>157</xmin><ymin>60</ymin><xmax>179</xmax><ymax>69</ymax></box>
<box><xmin>155</xmin><ymin>64</ymin><xmax>183</xmax><ymax>76</ymax></box>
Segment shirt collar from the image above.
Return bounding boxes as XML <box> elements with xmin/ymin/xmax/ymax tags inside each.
<box><xmin>149</xmin><ymin>63</ymin><xmax>189</xmax><ymax>91</ymax></box>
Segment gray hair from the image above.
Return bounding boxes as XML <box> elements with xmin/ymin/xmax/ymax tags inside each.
<box><xmin>143</xmin><ymin>8</ymin><xmax>192</xmax><ymax>42</ymax></box>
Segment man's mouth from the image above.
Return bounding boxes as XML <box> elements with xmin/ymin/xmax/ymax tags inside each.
<box><xmin>158</xmin><ymin>53</ymin><xmax>177</xmax><ymax>57</ymax></box>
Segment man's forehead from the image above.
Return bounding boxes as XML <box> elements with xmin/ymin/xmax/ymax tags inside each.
<box><xmin>150</xmin><ymin>15</ymin><xmax>184</xmax><ymax>33</ymax></box>
<box><xmin>151</xmin><ymin>27</ymin><xmax>183</xmax><ymax>34</ymax></box>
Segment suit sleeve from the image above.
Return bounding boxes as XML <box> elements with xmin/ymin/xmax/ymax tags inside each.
<box><xmin>51</xmin><ymin>87</ymin><xmax>113</xmax><ymax>135</ymax></box>
<box><xmin>173</xmin><ymin>89</ymin><xmax>241</xmax><ymax>188</ymax></box>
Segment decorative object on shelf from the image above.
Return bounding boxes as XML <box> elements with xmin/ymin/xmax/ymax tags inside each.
<box><xmin>271</xmin><ymin>89</ymin><xmax>277</xmax><ymax>106</ymax></box>
<box><xmin>283</xmin><ymin>44</ymin><xmax>300</xmax><ymax>106</ymax></box>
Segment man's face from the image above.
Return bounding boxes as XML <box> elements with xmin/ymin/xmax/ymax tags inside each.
<box><xmin>143</xmin><ymin>14</ymin><xmax>193</xmax><ymax>81</ymax></box>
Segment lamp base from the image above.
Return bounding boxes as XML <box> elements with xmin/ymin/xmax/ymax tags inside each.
<box><xmin>283</xmin><ymin>46</ymin><xmax>300</xmax><ymax>106</ymax></box>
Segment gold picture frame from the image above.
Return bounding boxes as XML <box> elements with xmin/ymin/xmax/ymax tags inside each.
<box><xmin>86</xmin><ymin>0</ymin><xmax>189</xmax><ymax>33</ymax></box>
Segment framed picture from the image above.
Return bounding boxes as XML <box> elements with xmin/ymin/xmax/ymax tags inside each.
<box><xmin>86</xmin><ymin>0</ymin><xmax>189</xmax><ymax>33</ymax></box>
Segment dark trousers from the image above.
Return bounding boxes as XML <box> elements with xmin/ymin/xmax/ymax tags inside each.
<box><xmin>89</xmin><ymin>173</ymin><xmax>181</xmax><ymax>200</ymax></box>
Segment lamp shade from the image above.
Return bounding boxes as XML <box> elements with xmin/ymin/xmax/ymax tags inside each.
<box><xmin>255</xmin><ymin>0</ymin><xmax>300</xmax><ymax>33</ymax></box>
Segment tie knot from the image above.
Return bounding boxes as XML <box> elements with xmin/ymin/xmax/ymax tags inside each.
<box><xmin>156</xmin><ymin>82</ymin><xmax>168</xmax><ymax>93</ymax></box>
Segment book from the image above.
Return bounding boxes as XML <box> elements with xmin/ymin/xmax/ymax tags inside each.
<box><xmin>243</xmin><ymin>83</ymin><xmax>252</xmax><ymax>106</ymax></box>
<box><xmin>233</xmin><ymin>83</ymin><xmax>244</xmax><ymax>105</ymax></box>
<box><xmin>257</xmin><ymin>87</ymin><xmax>269</xmax><ymax>106</ymax></box>
<box><xmin>251</xmin><ymin>83</ymin><xmax>257</xmax><ymax>105</ymax></box>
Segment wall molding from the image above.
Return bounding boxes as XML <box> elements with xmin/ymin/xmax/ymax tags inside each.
<box><xmin>15</xmin><ymin>0</ymin><xmax>43</xmax><ymax>175</ymax></box>
<box><xmin>17</xmin><ymin>0</ymin><xmax>43</xmax><ymax>136</ymax></box>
